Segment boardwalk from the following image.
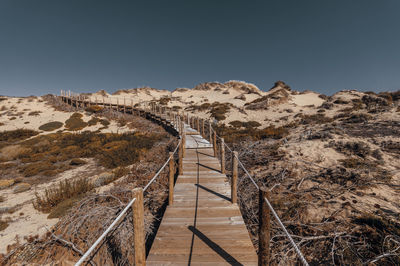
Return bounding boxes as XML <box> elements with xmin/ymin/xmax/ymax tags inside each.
<box><xmin>147</xmin><ymin>128</ymin><xmax>257</xmax><ymax>265</ymax></box>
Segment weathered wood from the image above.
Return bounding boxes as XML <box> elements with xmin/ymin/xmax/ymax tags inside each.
<box><xmin>258</xmin><ymin>188</ymin><xmax>270</xmax><ymax>266</ymax></box>
<box><xmin>182</xmin><ymin>129</ymin><xmax>186</xmax><ymax>158</ymax></box>
<box><xmin>209</xmin><ymin>119</ymin><xmax>212</xmax><ymax>143</ymax></box>
<box><xmin>213</xmin><ymin>130</ymin><xmax>217</xmax><ymax>157</ymax></box>
<box><xmin>147</xmin><ymin>145</ymin><xmax>257</xmax><ymax>265</ymax></box>
<box><xmin>202</xmin><ymin>119</ymin><xmax>205</xmax><ymax>138</ymax></box>
<box><xmin>132</xmin><ymin>188</ymin><xmax>146</xmax><ymax>266</ymax></box>
<box><xmin>179</xmin><ymin>139</ymin><xmax>183</xmax><ymax>175</ymax></box>
<box><xmin>169</xmin><ymin>152</ymin><xmax>174</xmax><ymax>205</ymax></box>
<box><xmin>221</xmin><ymin>138</ymin><xmax>226</xmax><ymax>174</ymax></box>
<box><xmin>232</xmin><ymin>151</ymin><xmax>238</xmax><ymax>204</ymax></box>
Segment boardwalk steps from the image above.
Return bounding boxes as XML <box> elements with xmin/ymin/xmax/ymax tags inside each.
<box><xmin>147</xmin><ymin>133</ymin><xmax>257</xmax><ymax>265</ymax></box>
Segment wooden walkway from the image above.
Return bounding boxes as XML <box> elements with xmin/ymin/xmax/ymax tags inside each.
<box><xmin>147</xmin><ymin>126</ymin><xmax>257</xmax><ymax>265</ymax></box>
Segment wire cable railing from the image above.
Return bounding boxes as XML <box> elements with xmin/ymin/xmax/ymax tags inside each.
<box><xmin>60</xmin><ymin>92</ymin><xmax>307</xmax><ymax>265</ymax></box>
<box><xmin>209</xmin><ymin>124</ymin><xmax>308</xmax><ymax>265</ymax></box>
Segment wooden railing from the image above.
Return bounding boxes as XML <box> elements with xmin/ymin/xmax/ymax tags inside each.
<box><xmin>60</xmin><ymin>91</ymin><xmax>309</xmax><ymax>265</ymax></box>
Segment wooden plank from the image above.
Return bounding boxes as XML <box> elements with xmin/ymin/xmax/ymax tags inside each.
<box><xmin>147</xmin><ymin>122</ymin><xmax>257</xmax><ymax>265</ymax></box>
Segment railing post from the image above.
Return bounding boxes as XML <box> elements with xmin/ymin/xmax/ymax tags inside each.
<box><xmin>124</xmin><ymin>98</ymin><xmax>126</xmax><ymax>113</ymax></box>
<box><xmin>221</xmin><ymin>138</ymin><xmax>225</xmax><ymax>174</ymax></box>
<box><xmin>182</xmin><ymin>123</ymin><xmax>186</xmax><ymax>158</ymax></box>
<box><xmin>179</xmin><ymin>137</ymin><xmax>183</xmax><ymax>175</ymax></box>
<box><xmin>209</xmin><ymin>119</ymin><xmax>212</xmax><ymax>144</ymax></box>
<box><xmin>232</xmin><ymin>151</ymin><xmax>238</xmax><ymax>204</ymax></box>
<box><xmin>258</xmin><ymin>188</ymin><xmax>271</xmax><ymax>266</ymax></box>
<box><xmin>196</xmin><ymin>117</ymin><xmax>200</xmax><ymax>132</ymax></box>
<box><xmin>213</xmin><ymin>130</ymin><xmax>217</xmax><ymax>157</ymax></box>
<box><xmin>132</xmin><ymin>188</ymin><xmax>146</xmax><ymax>266</ymax></box>
<box><xmin>169</xmin><ymin>152</ymin><xmax>174</xmax><ymax>205</ymax></box>
<box><xmin>202</xmin><ymin>119</ymin><xmax>205</xmax><ymax>138</ymax></box>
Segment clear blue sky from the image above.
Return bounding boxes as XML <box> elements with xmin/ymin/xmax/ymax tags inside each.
<box><xmin>0</xmin><ymin>0</ymin><xmax>399</xmax><ymax>96</ymax></box>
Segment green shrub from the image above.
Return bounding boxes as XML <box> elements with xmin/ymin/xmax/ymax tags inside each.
<box><xmin>39</xmin><ymin>121</ymin><xmax>63</xmax><ymax>131</ymax></box>
<box><xmin>65</xmin><ymin>113</ymin><xmax>87</xmax><ymax>131</ymax></box>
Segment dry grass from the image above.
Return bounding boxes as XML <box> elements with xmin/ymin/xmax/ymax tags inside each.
<box><xmin>34</xmin><ymin>178</ymin><xmax>93</xmax><ymax>213</ymax></box>
<box><xmin>0</xmin><ymin>129</ymin><xmax>38</xmax><ymax>142</ymax></box>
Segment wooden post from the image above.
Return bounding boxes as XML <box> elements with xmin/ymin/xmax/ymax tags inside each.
<box><xmin>258</xmin><ymin>188</ymin><xmax>271</xmax><ymax>266</ymax></box>
<box><xmin>196</xmin><ymin>117</ymin><xmax>200</xmax><ymax>131</ymax></box>
<box><xmin>123</xmin><ymin>98</ymin><xmax>126</xmax><ymax>113</ymax></box>
<box><xmin>182</xmin><ymin>128</ymin><xmax>186</xmax><ymax>158</ymax></box>
<box><xmin>221</xmin><ymin>138</ymin><xmax>226</xmax><ymax>174</ymax></box>
<box><xmin>179</xmin><ymin>138</ymin><xmax>183</xmax><ymax>175</ymax></box>
<box><xmin>202</xmin><ymin>119</ymin><xmax>205</xmax><ymax>138</ymax></box>
<box><xmin>213</xmin><ymin>130</ymin><xmax>217</xmax><ymax>157</ymax></box>
<box><xmin>209</xmin><ymin>119</ymin><xmax>212</xmax><ymax>143</ymax></box>
<box><xmin>169</xmin><ymin>152</ymin><xmax>174</xmax><ymax>205</ymax></box>
<box><xmin>232</xmin><ymin>151</ymin><xmax>238</xmax><ymax>204</ymax></box>
<box><xmin>132</xmin><ymin>188</ymin><xmax>146</xmax><ymax>266</ymax></box>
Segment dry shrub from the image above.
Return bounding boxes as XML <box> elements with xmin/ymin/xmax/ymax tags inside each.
<box><xmin>47</xmin><ymin>196</ymin><xmax>84</xmax><ymax>219</ymax></box>
<box><xmin>87</xmin><ymin>117</ymin><xmax>100</xmax><ymax>126</ymax></box>
<box><xmin>21</xmin><ymin>161</ymin><xmax>56</xmax><ymax>177</ymax></box>
<box><xmin>34</xmin><ymin>178</ymin><xmax>93</xmax><ymax>213</ymax></box>
<box><xmin>69</xmin><ymin>158</ymin><xmax>86</xmax><ymax>166</ymax></box>
<box><xmin>159</xmin><ymin>97</ymin><xmax>171</xmax><ymax>105</ymax></box>
<box><xmin>0</xmin><ymin>145</ymin><xmax>30</xmax><ymax>160</ymax></box>
<box><xmin>85</xmin><ymin>105</ymin><xmax>103</xmax><ymax>113</ymax></box>
<box><xmin>215</xmin><ymin>124</ymin><xmax>289</xmax><ymax>143</ymax></box>
<box><xmin>0</xmin><ymin>219</ymin><xmax>9</xmax><ymax>231</ymax></box>
<box><xmin>342</xmin><ymin>113</ymin><xmax>372</xmax><ymax>123</ymax></box>
<box><xmin>0</xmin><ymin>129</ymin><xmax>38</xmax><ymax>142</ymax></box>
<box><xmin>331</xmin><ymin>141</ymin><xmax>371</xmax><ymax>158</ymax></box>
<box><xmin>209</xmin><ymin>102</ymin><xmax>231</xmax><ymax>121</ymax></box>
<box><xmin>229</xmin><ymin>120</ymin><xmax>261</xmax><ymax>129</ymax></box>
<box><xmin>28</xmin><ymin>111</ymin><xmax>41</xmax><ymax>116</ymax></box>
<box><xmin>65</xmin><ymin>113</ymin><xmax>87</xmax><ymax>131</ymax></box>
<box><xmin>39</xmin><ymin>121</ymin><xmax>63</xmax><ymax>131</ymax></box>
<box><xmin>300</xmin><ymin>113</ymin><xmax>333</xmax><ymax>125</ymax></box>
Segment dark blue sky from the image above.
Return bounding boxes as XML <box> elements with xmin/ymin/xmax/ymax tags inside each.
<box><xmin>0</xmin><ymin>0</ymin><xmax>399</xmax><ymax>96</ymax></box>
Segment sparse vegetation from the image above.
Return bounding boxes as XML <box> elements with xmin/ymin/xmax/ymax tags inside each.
<box><xmin>65</xmin><ymin>113</ymin><xmax>87</xmax><ymax>131</ymax></box>
<box><xmin>39</xmin><ymin>121</ymin><xmax>63</xmax><ymax>131</ymax></box>
<box><xmin>85</xmin><ymin>105</ymin><xmax>103</xmax><ymax>113</ymax></box>
<box><xmin>0</xmin><ymin>129</ymin><xmax>38</xmax><ymax>142</ymax></box>
<box><xmin>34</xmin><ymin>178</ymin><xmax>93</xmax><ymax>213</ymax></box>
<box><xmin>28</xmin><ymin>111</ymin><xmax>41</xmax><ymax>116</ymax></box>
